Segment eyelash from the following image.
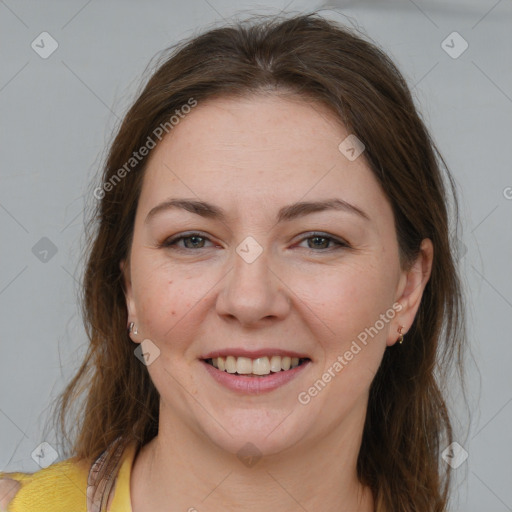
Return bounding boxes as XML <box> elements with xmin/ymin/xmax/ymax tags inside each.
<box><xmin>160</xmin><ymin>231</ymin><xmax>350</xmax><ymax>252</ymax></box>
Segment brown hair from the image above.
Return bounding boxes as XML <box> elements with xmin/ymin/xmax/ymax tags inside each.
<box><xmin>50</xmin><ymin>12</ymin><xmax>467</xmax><ymax>511</ymax></box>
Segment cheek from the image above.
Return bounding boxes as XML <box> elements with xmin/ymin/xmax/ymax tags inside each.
<box><xmin>130</xmin><ymin>259</ymin><xmax>182</xmax><ymax>331</ymax></box>
<box><xmin>300</xmin><ymin>259</ymin><xmax>396</xmax><ymax>337</ymax></box>
<box><xmin>301</xmin><ymin>266</ymin><xmax>394</xmax><ymax>400</ymax></box>
<box><xmin>129</xmin><ymin>255</ymin><xmax>216</xmax><ymax>345</ymax></box>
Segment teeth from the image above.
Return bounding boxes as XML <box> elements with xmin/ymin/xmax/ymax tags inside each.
<box><xmin>252</xmin><ymin>357</ymin><xmax>270</xmax><ymax>375</ymax></box>
<box><xmin>236</xmin><ymin>357</ymin><xmax>253</xmax><ymax>375</ymax></box>
<box><xmin>209</xmin><ymin>355</ymin><xmax>305</xmax><ymax>376</ymax></box>
<box><xmin>225</xmin><ymin>356</ymin><xmax>237</xmax><ymax>374</ymax></box>
<box><xmin>270</xmin><ymin>355</ymin><xmax>281</xmax><ymax>372</ymax></box>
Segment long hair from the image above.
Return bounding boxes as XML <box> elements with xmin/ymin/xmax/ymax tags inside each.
<box><xmin>50</xmin><ymin>12</ymin><xmax>467</xmax><ymax>511</ymax></box>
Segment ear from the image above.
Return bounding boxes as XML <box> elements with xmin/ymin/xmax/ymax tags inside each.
<box><xmin>120</xmin><ymin>259</ymin><xmax>139</xmax><ymax>340</ymax></box>
<box><xmin>387</xmin><ymin>238</ymin><xmax>434</xmax><ymax>346</ymax></box>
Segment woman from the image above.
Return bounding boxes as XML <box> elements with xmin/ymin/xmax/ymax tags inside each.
<box><xmin>0</xmin><ymin>12</ymin><xmax>466</xmax><ymax>512</ymax></box>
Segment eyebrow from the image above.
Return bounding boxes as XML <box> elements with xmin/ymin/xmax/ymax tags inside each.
<box><xmin>145</xmin><ymin>197</ymin><xmax>370</xmax><ymax>224</ymax></box>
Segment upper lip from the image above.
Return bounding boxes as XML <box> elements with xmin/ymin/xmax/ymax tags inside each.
<box><xmin>201</xmin><ymin>348</ymin><xmax>311</xmax><ymax>360</ymax></box>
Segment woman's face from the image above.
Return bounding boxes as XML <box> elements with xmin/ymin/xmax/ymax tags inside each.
<box><xmin>123</xmin><ymin>94</ymin><xmax>428</xmax><ymax>457</ymax></box>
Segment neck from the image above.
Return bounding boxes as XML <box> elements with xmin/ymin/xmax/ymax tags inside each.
<box><xmin>130</xmin><ymin>405</ymin><xmax>374</xmax><ymax>512</ymax></box>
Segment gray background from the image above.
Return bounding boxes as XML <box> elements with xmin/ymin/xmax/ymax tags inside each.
<box><xmin>1</xmin><ymin>0</ymin><xmax>511</xmax><ymax>510</ymax></box>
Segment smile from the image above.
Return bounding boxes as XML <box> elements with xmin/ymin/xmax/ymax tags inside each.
<box><xmin>201</xmin><ymin>354</ymin><xmax>312</xmax><ymax>394</ymax></box>
<box><xmin>205</xmin><ymin>355</ymin><xmax>310</xmax><ymax>377</ymax></box>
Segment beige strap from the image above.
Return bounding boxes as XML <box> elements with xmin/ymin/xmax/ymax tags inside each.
<box><xmin>0</xmin><ymin>478</ymin><xmax>21</xmax><ymax>512</ymax></box>
<box><xmin>86</xmin><ymin>439</ymin><xmax>125</xmax><ymax>512</ymax></box>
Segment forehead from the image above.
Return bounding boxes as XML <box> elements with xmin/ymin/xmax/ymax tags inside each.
<box><xmin>147</xmin><ymin>94</ymin><xmax>346</xmax><ymax>172</ymax></box>
<box><xmin>138</xmin><ymin>94</ymin><xmax>391</xmax><ymax>225</ymax></box>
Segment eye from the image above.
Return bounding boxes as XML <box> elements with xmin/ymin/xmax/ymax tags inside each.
<box><xmin>160</xmin><ymin>231</ymin><xmax>350</xmax><ymax>252</ymax></box>
<box><xmin>296</xmin><ymin>232</ymin><xmax>350</xmax><ymax>251</ymax></box>
<box><xmin>161</xmin><ymin>232</ymin><xmax>215</xmax><ymax>250</ymax></box>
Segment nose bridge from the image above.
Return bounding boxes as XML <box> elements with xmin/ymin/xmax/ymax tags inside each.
<box><xmin>216</xmin><ymin>236</ymin><xmax>290</xmax><ymax>324</ymax></box>
<box><xmin>233</xmin><ymin>238</ymin><xmax>271</xmax><ymax>290</ymax></box>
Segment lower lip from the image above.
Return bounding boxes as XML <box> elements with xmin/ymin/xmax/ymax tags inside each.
<box><xmin>201</xmin><ymin>360</ymin><xmax>311</xmax><ymax>394</ymax></box>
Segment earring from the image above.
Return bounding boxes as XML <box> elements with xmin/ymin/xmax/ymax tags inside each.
<box><xmin>128</xmin><ymin>322</ymin><xmax>138</xmax><ymax>335</ymax></box>
<box><xmin>397</xmin><ymin>325</ymin><xmax>404</xmax><ymax>345</ymax></box>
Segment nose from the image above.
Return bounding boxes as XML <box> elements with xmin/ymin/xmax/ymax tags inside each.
<box><xmin>215</xmin><ymin>245</ymin><xmax>292</xmax><ymax>327</ymax></box>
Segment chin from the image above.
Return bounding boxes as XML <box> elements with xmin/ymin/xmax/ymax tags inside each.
<box><xmin>199</xmin><ymin>409</ymin><xmax>309</xmax><ymax>459</ymax></box>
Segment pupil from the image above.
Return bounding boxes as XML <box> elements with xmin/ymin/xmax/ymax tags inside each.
<box><xmin>185</xmin><ymin>236</ymin><xmax>203</xmax><ymax>248</ymax></box>
<box><xmin>310</xmin><ymin>236</ymin><xmax>327</xmax><ymax>249</ymax></box>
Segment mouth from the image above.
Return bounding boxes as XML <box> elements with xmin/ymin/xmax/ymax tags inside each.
<box><xmin>202</xmin><ymin>355</ymin><xmax>311</xmax><ymax>377</ymax></box>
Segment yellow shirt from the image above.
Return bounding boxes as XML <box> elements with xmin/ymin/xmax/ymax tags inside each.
<box><xmin>0</xmin><ymin>442</ymin><xmax>137</xmax><ymax>512</ymax></box>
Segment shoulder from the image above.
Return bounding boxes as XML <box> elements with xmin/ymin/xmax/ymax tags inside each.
<box><xmin>0</xmin><ymin>456</ymin><xmax>90</xmax><ymax>512</ymax></box>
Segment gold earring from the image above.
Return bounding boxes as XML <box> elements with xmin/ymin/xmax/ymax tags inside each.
<box><xmin>397</xmin><ymin>325</ymin><xmax>404</xmax><ymax>345</ymax></box>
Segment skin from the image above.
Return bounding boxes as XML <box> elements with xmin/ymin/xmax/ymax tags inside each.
<box><xmin>122</xmin><ymin>94</ymin><xmax>433</xmax><ymax>512</ymax></box>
